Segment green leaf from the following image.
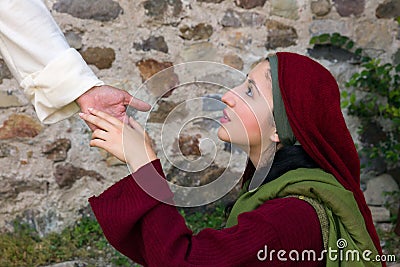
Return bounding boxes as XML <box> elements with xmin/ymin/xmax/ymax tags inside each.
<box><xmin>350</xmin><ymin>92</ymin><xmax>356</xmax><ymax>104</ymax></box>
<box><xmin>345</xmin><ymin>40</ymin><xmax>354</xmax><ymax>50</ymax></box>
<box><xmin>318</xmin><ymin>33</ymin><xmax>330</xmax><ymax>43</ymax></box>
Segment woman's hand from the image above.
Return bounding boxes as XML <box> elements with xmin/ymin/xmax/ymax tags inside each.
<box><xmin>79</xmin><ymin>108</ymin><xmax>157</xmax><ymax>172</ymax></box>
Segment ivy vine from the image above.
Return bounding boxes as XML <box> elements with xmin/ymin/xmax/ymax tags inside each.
<box><xmin>310</xmin><ymin>33</ymin><xmax>400</xmax><ymax>169</ymax></box>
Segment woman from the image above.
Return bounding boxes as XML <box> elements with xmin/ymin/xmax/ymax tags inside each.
<box><xmin>80</xmin><ymin>52</ymin><xmax>384</xmax><ymax>266</ymax></box>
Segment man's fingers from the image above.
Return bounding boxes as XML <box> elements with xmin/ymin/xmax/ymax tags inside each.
<box><xmin>126</xmin><ymin>95</ymin><xmax>151</xmax><ymax>112</ymax></box>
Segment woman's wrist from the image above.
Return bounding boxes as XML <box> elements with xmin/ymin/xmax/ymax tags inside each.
<box><xmin>128</xmin><ymin>150</ymin><xmax>158</xmax><ymax>173</ymax></box>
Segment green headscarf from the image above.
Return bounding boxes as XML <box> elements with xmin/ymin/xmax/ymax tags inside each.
<box><xmin>268</xmin><ymin>54</ymin><xmax>297</xmax><ymax>146</ymax></box>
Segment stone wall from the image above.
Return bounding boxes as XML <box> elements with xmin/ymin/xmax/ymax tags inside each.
<box><xmin>0</xmin><ymin>0</ymin><xmax>399</xmax><ymax>234</ymax></box>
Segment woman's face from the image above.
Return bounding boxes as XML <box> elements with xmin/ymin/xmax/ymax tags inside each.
<box><xmin>218</xmin><ymin>60</ymin><xmax>277</xmax><ymax>151</ymax></box>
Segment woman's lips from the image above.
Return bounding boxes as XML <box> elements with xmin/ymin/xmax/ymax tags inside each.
<box><xmin>220</xmin><ymin>110</ymin><xmax>231</xmax><ymax>123</ymax></box>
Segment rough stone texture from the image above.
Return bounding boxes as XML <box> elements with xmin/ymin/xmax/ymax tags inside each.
<box><xmin>136</xmin><ymin>59</ymin><xmax>178</xmax><ymax>97</ymax></box>
<box><xmin>64</xmin><ymin>31</ymin><xmax>83</xmax><ymax>50</ymax></box>
<box><xmin>54</xmin><ymin>163</ymin><xmax>104</xmax><ymax>188</ymax></box>
<box><xmin>0</xmin><ymin>142</ymin><xmax>18</xmax><ymax>158</ymax></box>
<box><xmin>265</xmin><ymin>20</ymin><xmax>298</xmax><ymax>49</ymax></box>
<box><xmin>234</xmin><ymin>0</ymin><xmax>266</xmax><ymax>9</ymax></box>
<box><xmin>0</xmin><ymin>114</ymin><xmax>43</xmax><ymax>139</ymax></box>
<box><xmin>0</xmin><ymin>59</ymin><xmax>12</xmax><ymax>84</ymax></box>
<box><xmin>221</xmin><ymin>9</ymin><xmax>266</xmax><ymax>28</ymax></box>
<box><xmin>0</xmin><ymin>91</ymin><xmax>23</xmax><ymax>108</ymax></box>
<box><xmin>394</xmin><ymin>49</ymin><xmax>400</xmax><ymax>65</ymax></box>
<box><xmin>223</xmin><ymin>54</ymin><xmax>244</xmax><ymax>70</ymax></box>
<box><xmin>180</xmin><ymin>42</ymin><xmax>218</xmax><ymax>61</ymax></box>
<box><xmin>1</xmin><ymin>178</ymin><xmax>44</xmax><ymax>200</ymax></box>
<box><xmin>53</xmin><ymin>0</ymin><xmax>122</xmax><ymax>21</ymax></box>
<box><xmin>148</xmin><ymin>100</ymin><xmax>182</xmax><ymax>123</ymax></box>
<box><xmin>369</xmin><ymin>206</ymin><xmax>391</xmax><ymax>223</ymax></box>
<box><xmin>307</xmin><ymin>44</ymin><xmax>358</xmax><ymax>62</ymax></box>
<box><xmin>179</xmin><ymin>24</ymin><xmax>213</xmax><ymax>40</ymax></box>
<box><xmin>355</xmin><ymin>20</ymin><xmax>392</xmax><ymax>52</ymax></box>
<box><xmin>364</xmin><ymin>174</ymin><xmax>399</xmax><ymax>206</ymax></box>
<box><xmin>136</xmin><ymin>59</ymin><xmax>173</xmax><ymax>81</ymax></box>
<box><xmin>225</xmin><ymin>32</ymin><xmax>252</xmax><ymax>49</ymax></box>
<box><xmin>376</xmin><ymin>0</ymin><xmax>400</xmax><ymax>19</ymax></box>
<box><xmin>80</xmin><ymin>47</ymin><xmax>115</xmax><ymax>69</ymax></box>
<box><xmin>197</xmin><ymin>0</ymin><xmax>224</xmax><ymax>2</ymax></box>
<box><xmin>175</xmin><ymin>133</ymin><xmax>202</xmax><ymax>156</ymax></box>
<box><xmin>166</xmin><ymin>163</ymin><xmax>226</xmax><ymax>186</ymax></box>
<box><xmin>311</xmin><ymin>0</ymin><xmax>332</xmax><ymax>16</ymax></box>
<box><xmin>143</xmin><ymin>0</ymin><xmax>182</xmax><ymax>18</ymax></box>
<box><xmin>98</xmin><ymin>148</ymin><xmax>125</xmax><ymax>166</ymax></box>
<box><xmin>270</xmin><ymin>0</ymin><xmax>299</xmax><ymax>20</ymax></box>
<box><xmin>333</xmin><ymin>0</ymin><xmax>365</xmax><ymax>17</ymax></box>
<box><xmin>133</xmin><ymin>36</ymin><xmax>169</xmax><ymax>53</ymax></box>
<box><xmin>42</xmin><ymin>138</ymin><xmax>72</xmax><ymax>162</ymax></box>
<box><xmin>221</xmin><ymin>9</ymin><xmax>242</xmax><ymax>27</ymax></box>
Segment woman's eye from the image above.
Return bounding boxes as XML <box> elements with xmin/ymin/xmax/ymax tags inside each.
<box><xmin>246</xmin><ymin>86</ymin><xmax>253</xmax><ymax>97</ymax></box>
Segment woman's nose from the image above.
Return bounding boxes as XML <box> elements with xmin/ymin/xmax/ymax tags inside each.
<box><xmin>221</xmin><ymin>90</ymin><xmax>236</xmax><ymax>107</ymax></box>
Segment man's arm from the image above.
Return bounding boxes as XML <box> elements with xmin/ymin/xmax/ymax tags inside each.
<box><xmin>0</xmin><ymin>0</ymin><xmax>104</xmax><ymax>123</ymax></box>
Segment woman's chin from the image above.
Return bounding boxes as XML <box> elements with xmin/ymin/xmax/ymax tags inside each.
<box><xmin>217</xmin><ymin>127</ymin><xmax>230</xmax><ymax>142</ymax></box>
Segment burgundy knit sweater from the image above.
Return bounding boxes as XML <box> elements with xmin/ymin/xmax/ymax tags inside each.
<box><xmin>89</xmin><ymin>160</ymin><xmax>325</xmax><ymax>267</ymax></box>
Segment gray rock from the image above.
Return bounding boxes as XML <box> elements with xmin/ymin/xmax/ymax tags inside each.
<box><xmin>376</xmin><ymin>0</ymin><xmax>400</xmax><ymax>19</ymax></box>
<box><xmin>202</xmin><ymin>94</ymin><xmax>225</xmax><ymax>111</ymax></box>
<box><xmin>197</xmin><ymin>0</ymin><xmax>224</xmax><ymax>2</ymax></box>
<box><xmin>234</xmin><ymin>0</ymin><xmax>267</xmax><ymax>9</ymax></box>
<box><xmin>0</xmin><ymin>142</ymin><xmax>18</xmax><ymax>158</ymax></box>
<box><xmin>0</xmin><ymin>91</ymin><xmax>23</xmax><ymax>108</ymax></box>
<box><xmin>64</xmin><ymin>31</ymin><xmax>82</xmax><ymax>50</ymax></box>
<box><xmin>270</xmin><ymin>0</ymin><xmax>299</xmax><ymax>20</ymax></box>
<box><xmin>180</xmin><ymin>42</ymin><xmax>218</xmax><ymax>62</ymax></box>
<box><xmin>265</xmin><ymin>20</ymin><xmax>298</xmax><ymax>49</ymax></box>
<box><xmin>143</xmin><ymin>0</ymin><xmax>182</xmax><ymax>18</ymax></box>
<box><xmin>0</xmin><ymin>59</ymin><xmax>12</xmax><ymax>84</ymax></box>
<box><xmin>307</xmin><ymin>44</ymin><xmax>358</xmax><ymax>62</ymax></box>
<box><xmin>364</xmin><ymin>174</ymin><xmax>399</xmax><ymax>206</ymax></box>
<box><xmin>369</xmin><ymin>206</ymin><xmax>391</xmax><ymax>223</ymax></box>
<box><xmin>133</xmin><ymin>36</ymin><xmax>169</xmax><ymax>53</ymax></box>
<box><xmin>42</xmin><ymin>138</ymin><xmax>72</xmax><ymax>162</ymax></box>
<box><xmin>53</xmin><ymin>0</ymin><xmax>122</xmax><ymax>21</ymax></box>
<box><xmin>333</xmin><ymin>0</ymin><xmax>365</xmax><ymax>17</ymax></box>
<box><xmin>311</xmin><ymin>0</ymin><xmax>332</xmax><ymax>17</ymax></box>
<box><xmin>179</xmin><ymin>24</ymin><xmax>213</xmax><ymax>40</ymax></box>
<box><xmin>221</xmin><ymin>9</ymin><xmax>242</xmax><ymax>27</ymax></box>
<box><xmin>222</xmin><ymin>9</ymin><xmax>266</xmax><ymax>28</ymax></box>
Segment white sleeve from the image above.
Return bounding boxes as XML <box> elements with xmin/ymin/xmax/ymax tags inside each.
<box><xmin>0</xmin><ymin>0</ymin><xmax>104</xmax><ymax>124</ymax></box>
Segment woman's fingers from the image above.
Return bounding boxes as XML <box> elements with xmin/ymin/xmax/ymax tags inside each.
<box><xmin>92</xmin><ymin>129</ymin><xmax>108</xmax><ymax>141</ymax></box>
<box><xmin>79</xmin><ymin>113</ymin><xmax>113</xmax><ymax>132</ymax></box>
<box><xmin>89</xmin><ymin>138</ymin><xmax>106</xmax><ymax>149</ymax></box>
<box><xmin>88</xmin><ymin>108</ymin><xmax>123</xmax><ymax>127</ymax></box>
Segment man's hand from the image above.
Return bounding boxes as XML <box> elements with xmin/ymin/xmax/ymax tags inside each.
<box><xmin>76</xmin><ymin>85</ymin><xmax>151</xmax><ymax>130</ymax></box>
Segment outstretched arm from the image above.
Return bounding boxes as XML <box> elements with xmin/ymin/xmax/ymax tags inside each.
<box><xmin>0</xmin><ymin>0</ymin><xmax>150</xmax><ymax>126</ymax></box>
